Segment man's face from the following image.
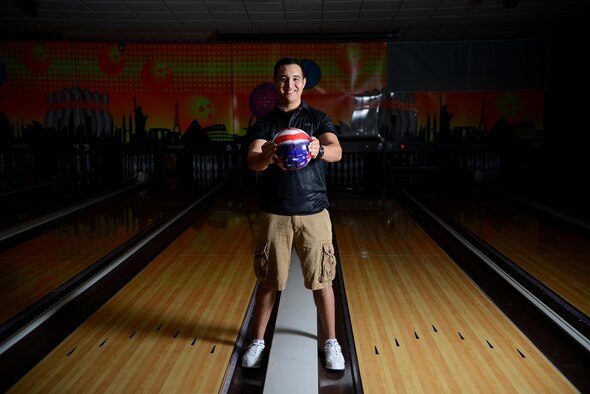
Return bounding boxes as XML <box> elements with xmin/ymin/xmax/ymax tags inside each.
<box><xmin>275</xmin><ymin>64</ymin><xmax>306</xmax><ymax>107</ymax></box>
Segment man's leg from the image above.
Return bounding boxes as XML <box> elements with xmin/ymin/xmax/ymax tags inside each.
<box><xmin>253</xmin><ymin>283</ymin><xmax>276</xmax><ymax>339</ymax></box>
<box><xmin>313</xmin><ymin>285</ymin><xmax>336</xmax><ymax>343</ymax></box>
<box><xmin>242</xmin><ymin>284</ymin><xmax>276</xmax><ymax>368</ymax></box>
<box><xmin>314</xmin><ymin>285</ymin><xmax>345</xmax><ymax>370</ymax></box>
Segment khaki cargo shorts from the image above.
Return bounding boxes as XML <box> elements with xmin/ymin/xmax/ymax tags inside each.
<box><xmin>253</xmin><ymin>209</ymin><xmax>336</xmax><ymax>291</ymax></box>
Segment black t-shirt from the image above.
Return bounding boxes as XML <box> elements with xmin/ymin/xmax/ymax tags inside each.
<box><xmin>248</xmin><ymin>101</ymin><xmax>338</xmax><ymax>215</ymax></box>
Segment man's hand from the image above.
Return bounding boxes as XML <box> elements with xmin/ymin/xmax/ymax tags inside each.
<box><xmin>261</xmin><ymin>140</ymin><xmax>277</xmax><ymax>164</ymax></box>
<box><xmin>309</xmin><ymin>136</ymin><xmax>321</xmax><ymax>159</ymax></box>
<box><xmin>248</xmin><ymin>138</ymin><xmax>277</xmax><ymax>171</ymax></box>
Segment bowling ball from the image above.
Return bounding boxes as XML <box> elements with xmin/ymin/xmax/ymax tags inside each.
<box><xmin>301</xmin><ymin>59</ymin><xmax>321</xmax><ymax>90</ymax></box>
<box><xmin>250</xmin><ymin>82</ymin><xmax>279</xmax><ymax>118</ymax></box>
<box><xmin>23</xmin><ymin>44</ymin><xmax>52</xmax><ymax>73</ymax></box>
<box><xmin>273</xmin><ymin>128</ymin><xmax>312</xmax><ymax>171</ymax></box>
<box><xmin>98</xmin><ymin>45</ymin><xmax>126</xmax><ymax>75</ymax></box>
<box><xmin>141</xmin><ymin>59</ymin><xmax>173</xmax><ymax>92</ymax></box>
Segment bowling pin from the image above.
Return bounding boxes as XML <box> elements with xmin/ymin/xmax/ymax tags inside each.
<box><xmin>54</xmin><ymin>90</ymin><xmax>63</xmax><ymax>131</ymax></box>
<box><xmin>71</xmin><ymin>86</ymin><xmax>83</xmax><ymax>132</ymax></box>
<box><xmin>102</xmin><ymin>94</ymin><xmax>114</xmax><ymax>137</ymax></box>
<box><xmin>45</xmin><ymin>92</ymin><xmax>55</xmax><ymax>130</ymax></box>
<box><xmin>94</xmin><ymin>92</ymin><xmax>105</xmax><ymax>138</ymax></box>
<box><xmin>62</xmin><ymin>88</ymin><xmax>73</xmax><ymax>135</ymax></box>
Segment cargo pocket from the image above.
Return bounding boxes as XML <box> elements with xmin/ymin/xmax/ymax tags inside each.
<box><xmin>319</xmin><ymin>242</ymin><xmax>336</xmax><ymax>283</ymax></box>
<box><xmin>253</xmin><ymin>242</ymin><xmax>270</xmax><ymax>281</ymax></box>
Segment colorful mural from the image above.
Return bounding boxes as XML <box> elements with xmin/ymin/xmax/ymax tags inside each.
<box><xmin>0</xmin><ymin>40</ymin><xmax>542</xmax><ymax>148</ymax></box>
<box><xmin>0</xmin><ymin>41</ymin><xmax>387</xmax><ymax>144</ymax></box>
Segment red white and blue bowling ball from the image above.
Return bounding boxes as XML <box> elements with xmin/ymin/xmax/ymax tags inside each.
<box><xmin>273</xmin><ymin>128</ymin><xmax>312</xmax><ymax>171</ymax></box>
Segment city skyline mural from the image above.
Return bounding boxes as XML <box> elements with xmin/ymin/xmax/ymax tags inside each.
<box><xmin>0</xmin><ymin>40</ymin><xmax>543</xmax><ymax>147</ymax></box>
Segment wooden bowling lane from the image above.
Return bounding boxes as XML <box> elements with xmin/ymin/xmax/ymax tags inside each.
<box><xmin>412</xmin><ymin>182</ymin><xmax>590</xmax><ymax>318</ymax></box>
<box><xmin>330</xmin><ymin>195</ymin><xmax>579</xmax><ymax>393</ymax></box>
<box><xmin>0</xmin><ymin>181</ymin><xmax>194</xmax><ymax>326</ymax></box>
<box><xmin>7</xmin><ymin>188</ymin><xmax>258</xmax><ymax>393</ymax></box>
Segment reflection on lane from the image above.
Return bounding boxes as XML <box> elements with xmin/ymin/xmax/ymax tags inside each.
<box><xmin>0</xmin><ymin>174</ymin><xmax>212</xmax><ymax>325</ymax></box>
<box><xmin>402</xmin><ymin>177</ymin><xmax>590</xmax><ymax>317</ymax></box>
<box><xmin>329</xmin><ymin>188</ymin><xmax>579</xmax><ymax>393</ymax></box>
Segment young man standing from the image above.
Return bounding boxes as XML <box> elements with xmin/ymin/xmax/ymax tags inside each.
<box><xmin>243</xmin><ymin>56</ymin><xmax>345</xmax><ymax>371</ymax></box>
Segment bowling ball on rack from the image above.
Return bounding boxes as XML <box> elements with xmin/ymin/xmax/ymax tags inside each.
<box><xmin>273</xmin><ymin>128</ymin><xmax>312</xmax><ymax>171</ymax></box>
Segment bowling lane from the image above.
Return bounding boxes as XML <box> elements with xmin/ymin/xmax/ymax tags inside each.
<box><xmin>401</xmin><ymin>177</ymin><xmax>590</xmax><ymax>318</ymax></box>
<box><xmin>329</xmin><ymin>191</ymin><xmax>578</xmax><ymax>393</ymax></box>
<box><xmin>7</xmin><ymin>181</ymin><xmax>258</xmax><ymax>393</ymax></box>
<box><xmin>0</xmin><ymin>175</ymin><xmax>205</xmax><ymax>326</ymax></box>
<box><xmin>0</xmin><ymin>173</ymin><xmax>133</xmax><ymax>231</ymax></box>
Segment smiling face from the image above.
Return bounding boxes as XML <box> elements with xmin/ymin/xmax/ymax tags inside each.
<box><xmin>275</xmin><ymin>63</ymin><xmax>306</xmax><ymax>112</ymax></box>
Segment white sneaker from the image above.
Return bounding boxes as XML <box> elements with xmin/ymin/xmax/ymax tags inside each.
<box><xmin>242</xmin><ymin>339</ymin><xmax>265</xmax><ymax>368</ymax></box>
<box><xmin>324</xmin><ymin>340</ymin><xmax>345</xmax><ymax>371</ymax></box>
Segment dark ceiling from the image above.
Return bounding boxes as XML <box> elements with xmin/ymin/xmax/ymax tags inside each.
<box><xmin>1</xmin><ymin>0</ymin><xmax>588</xmax><ymax>44</ymax></box>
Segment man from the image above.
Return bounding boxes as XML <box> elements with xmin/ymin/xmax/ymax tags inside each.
<box><xmin>242</xmin><ymin>57</ymin><xmax>345</xmax><ymax>371</ymax></box>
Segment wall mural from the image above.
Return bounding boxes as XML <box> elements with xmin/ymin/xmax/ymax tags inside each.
<box><xmin>0</xmin><ymin>41</ymin><xmax>387</xmax><ymax>144</ymax></box>
<box><xmin>0</xmin><ymin>40</ymin><xmax>542</xmax><ymax>146</ymax></box>
<box><xmin>0</xmin><ymin>40</ymin><xmax>543</xmax><ymax>186</ymax></box>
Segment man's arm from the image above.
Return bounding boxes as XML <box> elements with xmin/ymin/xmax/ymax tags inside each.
<box><xmin>247</xmin><ymin>138</ymin><xmax>277</xmax><ymax>171</ymax></box>
<box><xmin>310</xmin><ymin>132</ymin><xmax>342</xmax><ymax>163</ymax></box>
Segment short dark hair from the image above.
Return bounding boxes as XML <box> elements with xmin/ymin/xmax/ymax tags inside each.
<box><xmin>273</xmin><ymin>57</ymin><xmax>305</xmax><ymax>80</ymax></box>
